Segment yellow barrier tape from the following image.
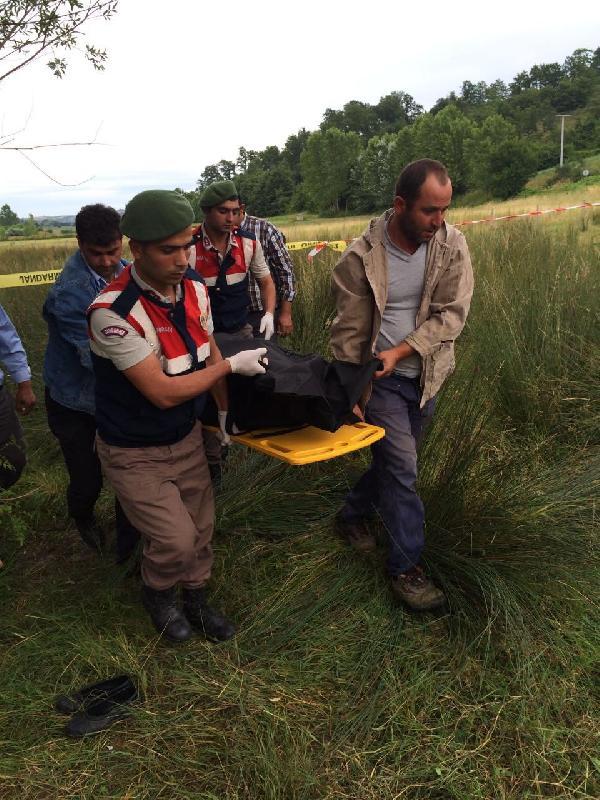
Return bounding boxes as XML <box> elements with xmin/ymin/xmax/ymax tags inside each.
<box><xmin>3</xmin><ymin>199</ymin><xmax>599</xmax><ymax>289</ymax></box>
<box><xmin>0</xmin><ymin>269</ymin><xmax>61</xmax><ymax>289</ymax></box>
<box><xmin>286</xmin><ymin>239</ymin><xmax>348</xmax><ymax>252</ymax></box>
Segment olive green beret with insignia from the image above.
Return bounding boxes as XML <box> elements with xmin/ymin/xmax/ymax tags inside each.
<box><xmin>199</xmin><ymin>180</ymin><xmax>239</xmax><ymax>209</ymax></box>
<box><xmin>120</xmin><ymin>190</ymin><xmax>194</xmax><ymax>242</ymax></box>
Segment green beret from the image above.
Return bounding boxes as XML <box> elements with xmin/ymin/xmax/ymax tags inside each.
<box><xmin>120</xmin><ymin>190</ymin><xmax>194</xmax><ymax>242</ymax></box>
<box><xmin>199</xmin><ymin>180</ymin><xmax>239</xmax><ymax>209</ymax></box>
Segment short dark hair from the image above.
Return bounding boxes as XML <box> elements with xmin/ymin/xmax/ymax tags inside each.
<box><xmin>394</xmin><ymin>159</ymin><xmax>450</xmax><ymax>207</ymax></box>
<box><xmin>75</xmin><ymin>204</ymin><xmax>121</xmax><ymax>246</ymax></box>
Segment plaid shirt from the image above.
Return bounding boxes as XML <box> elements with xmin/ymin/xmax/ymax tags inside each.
<box><xmin>239</xmin><ymin>214</ymin><xmax>296</xmax><ymax>311</ymax></box>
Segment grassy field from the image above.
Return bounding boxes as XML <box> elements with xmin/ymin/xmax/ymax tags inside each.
<box><xmin>0</xmin><ymin>207</ymin><xmax>598</xmax><ymax>798</ymax></box>
<box><xmin>273</xmin><ymin>183</ymin><xmax>600</xmax><ymax>243</ymax></box>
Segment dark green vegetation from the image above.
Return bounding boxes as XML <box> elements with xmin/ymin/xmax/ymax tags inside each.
<box><xmin>0</xmin><ymin>217</ymin><xmax>599</xmax><ymax>798</ymax></box>
<box><xmin>180</xmin><ymin>47</ymin><xmax>600</xmax><ymax>217</ymax></box>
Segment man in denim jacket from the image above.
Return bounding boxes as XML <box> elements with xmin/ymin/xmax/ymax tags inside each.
<box><xmin>43</xmin><ymin>204</ymin><xmax>139</xmax><ymax>560</ymax></box>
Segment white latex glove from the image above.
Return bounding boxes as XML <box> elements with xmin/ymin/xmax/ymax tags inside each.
<box><xmin>259</xmin><ymin>311</ymin><xmax>275</xmax><ymax>340</ymax></box>
<box><xmin>226</xmin><ymin>347</ymin><xmax>268</xmax><ymax>376</ymax></box>
<box><xmin>218</xmin><ymin>410</ymin><xmax>231</xmax><ymax>446</ymax></box>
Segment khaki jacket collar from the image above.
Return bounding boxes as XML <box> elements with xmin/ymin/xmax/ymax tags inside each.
<box><xmin>362</xmin><ymin>210</ymin><xmax>450</xmax><ymax>317</ymax></box>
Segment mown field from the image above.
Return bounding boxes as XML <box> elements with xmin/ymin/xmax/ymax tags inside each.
<box><xmin>0</xmin><ymin>205</ymin><xmax>599</xmax><ymax>799</ymax></box>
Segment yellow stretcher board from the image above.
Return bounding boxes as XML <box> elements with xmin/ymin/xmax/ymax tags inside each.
<box><xmin>223</xmin><ymin>422</ymin><xmax>385</xmax><ymax>466</ymax></box>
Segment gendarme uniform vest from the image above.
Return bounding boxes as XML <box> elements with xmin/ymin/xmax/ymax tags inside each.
<box><xmin>192</xmin><ymin>228</ymin><xmax>256</xmax><ymax>333</ymax></box>
<box><xmin>88</xmin><ymin>265</ymin><xmax>211</xmax><ymax>448</ymax></box>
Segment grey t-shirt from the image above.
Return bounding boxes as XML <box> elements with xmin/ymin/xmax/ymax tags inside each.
<box><xmin>375</xmin><ymin>223</ymin><xmax>426</xmax><ymax>378</ymax></box>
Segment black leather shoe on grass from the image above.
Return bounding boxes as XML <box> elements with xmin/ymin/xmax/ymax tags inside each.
<box><xmin>391</xmin><ymin>566</ymin><xmax>446</xmax><ymax>612</ymax></box>
<box><xmin>182</xmin><ymin>588</ymin><xmax>236</xmax><ymax>642</ymax></box>
<box><xmin>65</xmin><ymin>678</ymin><xmax>139</xmax><ymax>738</ymax></box>
<box><xmin>334</xmin><ymin>513</ymin><xmax>377</xmax><ymax>553</ymax></box>
<box><xmin>142</xmin><ymin>585</ymin><xmax>192</xmax><ymax>643</ymax></box>
<box><xmin>55</xmin><ymin>674</ymin><xmax>134</xmax><ymax>715</ymax></box>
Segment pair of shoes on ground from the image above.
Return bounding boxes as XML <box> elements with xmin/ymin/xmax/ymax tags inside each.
<box><xmin>142</xmin><ymin>585</ymin><xmax>236</xmax><ymax>644</ymax></box>
<box><xmin>55</xmin><ymin>674</ymin><xmax>139</xmax><ymax>738</ymax></box>
<box><xmin>335</xmin><ymin>514</ymin><xmax>446</xmax><ymax>612</ymax></box>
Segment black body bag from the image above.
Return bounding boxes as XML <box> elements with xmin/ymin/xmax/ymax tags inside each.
<box><xmin>201</xmin><ymin>337</ymin><xmax>381</xmax><ymax>434</ymax></box>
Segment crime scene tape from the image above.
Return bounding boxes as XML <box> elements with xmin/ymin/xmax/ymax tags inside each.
<box><xmin>286</xmin><ymin>240</ymin><xmax>347</xmax><ymax>252</ymax></box>
<box><xmin>454</xmin><ymin>200</ymin><xmax>600</xmax><ymax>227</ymax></box>
<box><xmin>0</xmin><ymin>269</ymin><xmax>61</xmax><ymax>289</ymax></box>
<box><xmin>1</xmin><ymin>201</ymin><xmax>599</xmax><ymax>289</ymax></box>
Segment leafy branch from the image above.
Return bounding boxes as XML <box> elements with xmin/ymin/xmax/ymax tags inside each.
<box><xmin>0</xmin><ymin>0</ymin><xmax>118</xmax><ymax>82</ymax></box>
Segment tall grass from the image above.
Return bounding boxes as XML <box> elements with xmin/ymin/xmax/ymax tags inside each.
<box><xmin>0</xmin><ymin>215</ymin><xmax>598</xmax><ymax>799</ymax></box>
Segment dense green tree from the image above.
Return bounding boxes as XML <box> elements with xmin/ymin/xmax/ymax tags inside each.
<box><xmin>0</xmin><ymin>203</ymin><xmax>19</xmax><ymax>226</ymax></box>
<box><xmin>322</xmin><ymin>100</ymin><xmax>378</xmax><ymax>138</ymax></box>
<box><xmin>469</xmin><ymin>115</ymin><xmax>537</xmax><ymax>198</ymax></box>
<box><xmin>235</xmin><ymin>147</ymin><xmax>259</xmax><ymax>174</ymax></box>
<box><xmin>563</xmin><ymin>48</ymin><xmax>595</xmax><ymax>79</ymax></box>
<box><xmin>485</xmin><ymin>80</ymin><xmax>509</xmax><ymax>102</ymax></box>
<box><xmin>301</xmin><ymin>127</ymin><xmax>362</xmax><ymax>213</ymax></box>
<box><xmin>353</xmin><ymin>125</ymin><xmax>420</xmax><ymax>210</ymax></box>
<box><xmin>217</xmin><ymin>160</ymin><xmax>236</xmax><ymax>180</ymax></box>
<box><xmin>412</xmin><ymin>105</ymin><xmax>475</xmax><ymax>193</ymax></box>
<box><xmin>174</xmin><ymin>188</ymin><xmax>202</xmax><ymax>220</ymax></box>
<box><xmin>256</xmin><ymin>145</ymin><xmax>282</xmax><ymax>172</ymax></box>
<box><xmin>237</xmin><ymin>162</ymin><xmax>294</xmax><ymax>217</ymax></box>
<box><xmin>354</xmin><ymin>133</ymin><xmax>398</xmax><ymax>209</ymax></box>
<box><xmin>529</xmin><ymin>62</ymin><xmax>564</xmax><ymax>89</ymax></box>
<box><xmin>375</xmin><ymin>91</ymin><xmax>423</xmax><ymax>128</ymax></box>
<box><xmin>461</xmin><ymin>80</ymin><xmax>488</xmax><ymax>105</ymax></box>
<box><xmin>196</xmin><ymin>164</ymin><xmax>224</xmax><ymax>190</ymax></box>
<box><xmin>282</xmin><ymin>129</ymin><xmax>310</xmax><ymax>184</ymax></box>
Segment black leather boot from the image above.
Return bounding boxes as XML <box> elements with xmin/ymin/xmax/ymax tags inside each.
<box><xmin>182</xmin><ymin>588</ymin><xmax>236</xmax><ymax>642</ymax></box>
<box><xmin>74</xmin><ymin>516</ymin><xmax>105</xmax><ymax>554</ymax></box>
<box><xmin>141</xmin><ymin>586</ymin><xmax>192</xmax><ymax>643</ymax></box>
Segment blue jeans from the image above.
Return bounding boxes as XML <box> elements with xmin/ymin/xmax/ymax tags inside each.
<box><xmin>339</xmin><ymin>374</ymin><xmax>435</xmax><ymax>575</ymax></box>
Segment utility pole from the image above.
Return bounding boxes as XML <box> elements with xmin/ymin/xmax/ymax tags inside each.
<box><xmin>556</xmin><ymin>115</ymin><xmax>572</xmax><ymax>167</ymax></box>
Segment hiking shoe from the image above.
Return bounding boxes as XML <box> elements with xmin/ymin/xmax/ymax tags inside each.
<box><xmin>391</xmin><ymin>566</ymin><xmax>446</xmax><ymax>611</ymax></box>
<box><xmin>334</xmin><ymin>513</ymin><xmax>377</xmax><ymax>553</ymax></box>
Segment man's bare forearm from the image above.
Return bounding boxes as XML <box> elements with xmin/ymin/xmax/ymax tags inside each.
<box><xmin>123</xmin><ymin>355</ymin><xmax>232</xmax><ymax>410</ymax></box>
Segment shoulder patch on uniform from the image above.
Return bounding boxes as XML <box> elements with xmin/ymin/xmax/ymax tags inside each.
<box><xmin>101</xmin><ymin>325</ymin><xmax>128</xmax><ymax>338</ymax></box>
<box><xmin>185</xmin><ymin>266</ymin><xmax>205</xmax><ymax>283</ymax></box>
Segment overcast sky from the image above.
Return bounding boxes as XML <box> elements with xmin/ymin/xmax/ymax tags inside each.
<box><xmin>1</xmin><ymin>0</ymin><xmax>599</xmax><ymax>217</ymax></box>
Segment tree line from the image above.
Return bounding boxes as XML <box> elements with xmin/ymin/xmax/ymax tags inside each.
<box><xmin>180</xmin><ymin>47</ymin><xmax>600</xmax><ymax>217</ymax></box>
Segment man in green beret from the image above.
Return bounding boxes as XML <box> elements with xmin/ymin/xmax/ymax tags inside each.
<box><xmin>190</xmin><ymin>180</ymin><xmax>277</xmax><ymax>482</ymax></box>
<box><xmin>88</xmin><ymin>189</ymin><xmax>268</xmax><ymax>643</ymax></box>
<box><xmin>191</xmin><ymin>180</ymin><xmax>276</xmax><ymax>341</ymax></box>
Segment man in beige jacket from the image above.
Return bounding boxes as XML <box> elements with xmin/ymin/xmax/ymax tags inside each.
<box><xmin>331</xmin><ymin>159</ymin><xmax>474</xmax><ymax>611</ymax></box>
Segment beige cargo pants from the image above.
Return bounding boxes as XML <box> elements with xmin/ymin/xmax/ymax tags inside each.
<box><xmin>96</xmin><ymin>421</ymin><xmax>214</xmax><ymax>590</ymax></box>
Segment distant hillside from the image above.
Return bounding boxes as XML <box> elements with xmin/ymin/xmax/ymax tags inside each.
<box><xmin>183</xmin><ymin>45</ymin><xmax>600</xmax><ymax>217</ymax></box>
<box><xmin>34</xmin><ymin>215</ymin><xmax>76</xmax><ymax>227</ymax></box>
